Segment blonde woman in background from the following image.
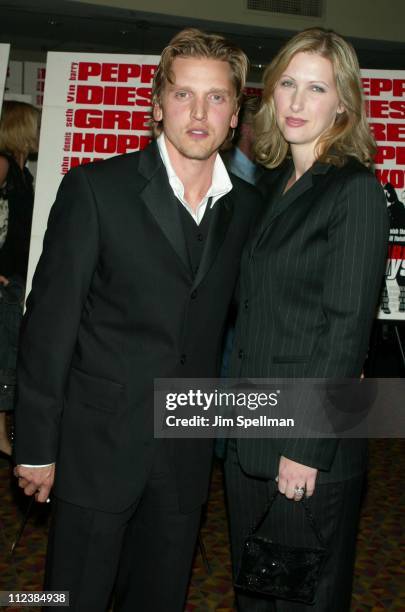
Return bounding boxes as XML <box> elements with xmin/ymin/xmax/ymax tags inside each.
<box><xmin>0</xmin><ymin>100</ymin><xmax>40</xmax><ymax>458</ymax></box>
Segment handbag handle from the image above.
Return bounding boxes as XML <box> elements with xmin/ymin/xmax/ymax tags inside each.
<box><xmin>249</xmin><ymin>489</ymin><xmax>326</xmax><ymax>548</ymax></box>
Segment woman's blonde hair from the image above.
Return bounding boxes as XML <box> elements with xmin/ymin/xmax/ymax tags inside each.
<box><xmin>0</xmin><ymin>100</ymin><xmax>40</xmax><ymax>160</ymax></box>
<box><xmin>255</xmin><ymin>28</ymin><xmax>376</xmax><ymax>168</ymax></box>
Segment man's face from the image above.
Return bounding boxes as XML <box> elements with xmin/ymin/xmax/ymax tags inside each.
<box><xmin>153</xmin><ymin>57</ymin><xmax>239</xmax><ymax>164</ymax></box>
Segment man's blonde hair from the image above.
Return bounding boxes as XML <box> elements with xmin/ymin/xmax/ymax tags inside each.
<box><xmin>152</xmin><ymin>28</ymin><xmax>248</xmax><ymax>138</ymax></box>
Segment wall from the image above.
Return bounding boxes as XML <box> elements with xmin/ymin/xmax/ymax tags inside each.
<box><xmin>66</xmin><ymin>0</ymin><xmax>405</xmax><ymax>43</ymax></box>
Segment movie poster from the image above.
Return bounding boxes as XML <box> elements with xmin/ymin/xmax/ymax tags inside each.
<box><xmin>26</xmin><ymin>51</ymin><xmax>159</xmax><ymax>293</ymax></box>
<box><xmin>244</xmin><ymin>82</ymin><xmax>263</xmax><ymax>96</ymax></box>
<box><xmin>362</xmin><ymin>70</ymin><xmax>405</xmax><ymax>320</ymax></box>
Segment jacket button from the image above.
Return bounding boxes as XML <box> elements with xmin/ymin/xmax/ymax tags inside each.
<box><xmin>180</xmin><ymin>354</ymin><xmax>186</xmax><ymax>365</ymax></box>
<box><xmin>191</xmin><ymin>290</ymin><xmax>197</xmax><ymax>299</ymax></box>
<box><xmin>244</xmin><ymin>299</ymin><xmax>249</xmax><ymax>310</ymax></box>
<box><xmin>238</xmin><ymin>349</ymin><xmax>244</xmax><ymax>359</ymax></box>
<box><xmin>197</xmin><ymin>233</ymin><xmax>203</xmax><ymax>242</ymax></box>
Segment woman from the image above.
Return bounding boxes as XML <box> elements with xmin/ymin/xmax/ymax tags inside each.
<box><xmin>225</xmin><ymin>28</ymin><xmax>388</xmax><ymax>611</ymax></box>
<box><xmin>0</xmin><ymin>100</ymin><xmax>40</xmax><ymax>458</ymax></box>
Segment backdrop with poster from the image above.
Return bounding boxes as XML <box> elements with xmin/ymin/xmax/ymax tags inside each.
<box><xmin>26</xmin><ymin>51</ymin><xmax>159</xmax><ymax>294</ymax></box>
<box><xmin>5</xmin><ymin>60</ymin><xmax>23</xmax><ymax>97</ymax></box>
<box><xmin>23</xmin><ymin>61</ymin><xmax>46</xmax><ymax>107</ymax></box>
<box><xmin>362</xmin><ymin>70</ymin><xmax>405</xmax><ymax>321</ymax></box>
<box><xmin>26</xmin><ymin>60</ymin><xmax>405</xmax><ymax>322</ymax></box>
<box><xmin>0</xmin><ymin>44</ymin><xmax>10</xmax><ymax>109</ymax></box>
<box><xmin>244</xmin><ymin>82</ymin><xmax>263</xmax><ymax>97</ymax></box>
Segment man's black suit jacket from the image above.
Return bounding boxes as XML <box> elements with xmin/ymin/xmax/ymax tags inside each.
<box><xmin>229</xmin><ymin>158</ymin><xmax>389</xmax><ymax>484</ymax></box>
<box><xmin>15</xmin><ymin>142</ymin><xmax>262</xmax><ymax>512</ymax></box>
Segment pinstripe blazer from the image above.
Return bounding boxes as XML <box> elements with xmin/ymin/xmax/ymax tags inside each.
<box><xmin>229</xmin><ymin>157</ymin><xmax>389</xmax><ymax>483</ymax></box>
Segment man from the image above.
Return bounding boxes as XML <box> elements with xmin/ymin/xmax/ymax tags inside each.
<box><xmin>14</xmin><ymin>28</ymin><xmax>262</xmax><ymax>612</ymax></box>
<box><xmin>222</xmin><ymin>95</ymin><xmax>262</xmax><ymax>187</ymax></box>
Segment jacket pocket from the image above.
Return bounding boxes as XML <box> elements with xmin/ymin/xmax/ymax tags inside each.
<box><xmin>272</xmin><ymin>355</ymin><xmax>310</xmax><ymax>364</ymax></box>
<box><xmin>66</xmin><ymin>367</ymin><xmax>124</xmax><ymax>413</ymax></box>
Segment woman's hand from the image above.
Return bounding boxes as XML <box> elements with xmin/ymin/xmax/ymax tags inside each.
<box><xmin>277</xmin><ymin>456</ymin><xmax>318</xmax><ymax>501</ymax></box>
<box><xmin>0</xmin><ymin>275</ymin><xmax>9</xmax><ymax>286</ymax></box>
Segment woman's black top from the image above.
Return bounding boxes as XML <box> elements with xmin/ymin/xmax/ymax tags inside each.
<box><xmin>0</xmin><ymin>152</ymin><xmax>34</xmax><ymax>282</ymax></box>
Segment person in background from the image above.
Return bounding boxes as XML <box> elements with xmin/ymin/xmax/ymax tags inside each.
<box><xmin>225</xmin><ymin>27</ymin><xmax>388</xmax><ymax>611</ymax></box>
<box><xmin>0</xmin><ymin>100</ymin><xmax>40</xmax><ymax>459</ymax></box>
<box><xmin>222</xmin><ymin>95</ymin><xmax>262</xmax><ymax>185</ymax></box>
<box><xmin>222</xmin><ymin>94</ymin><xmax>281</xmax><ymax>197</ymax></box>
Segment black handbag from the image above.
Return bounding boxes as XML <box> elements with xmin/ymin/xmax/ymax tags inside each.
<box><xmin>235</xmin><ymin>490</ymin><xmax>327</xmax><ymax>604</ymax></box>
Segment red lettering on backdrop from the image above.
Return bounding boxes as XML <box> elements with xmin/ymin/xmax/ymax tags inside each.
<box><xmin>71</xmin><ymin>132</ymin><xmax>151</xmax><ymax>154</ymax></box>
<box><xmin>69</xmin><ymin>157</ymin><xmax>103</xmax><ymax>168</ymax></box>
<box><xmin>73</xmin><ymin>109</ymin><xmax>151</xmax><ymax>131</ymax></box>
<box><xmin>69</xmin><ymin>62</ymin><xmax>78</xmax><ymax>81</ymax></box>
<box><xmin>365</xmin><ymin>99</ymin><xmax>405</xmax><ymax>119</ymax></box>
<box><xmin>65</xmin><ymin>109</ymin><xmax>73</xmax><ymax>128</ymax></box>
<box><xmin>60</xmin><ymin>156</ymin><xmax>104</xmax><ymax>175</ymax></box>
<box><xmin>388</xmin><ymin>245</ymin><xmax>405</xmax><ymax>260</ymax></box>
<box><xmin>61</xmin><ymin>58</ymin><xmax>156</xmax><ymax>175</ymax></box>
<box><xmin>369</xmin><ymin>123</ymin><xmax>405</xmax><ymax>142</ymax></box>
<box><xmin>77</xmin><ymin>62</ymin><xmax>157</xmax><ymax>84</ymax></box>
<box><xmin>374</xmin><ymin>146</ymin><xmax>405</xmax><ymax>165</ymax></box>
<box><xmin>362</xmin><ymin>78</ymin><xmax>405</xmax><ymax>97</ymax></box>
<box><xmin>63</xmin><ymin>133</ymin><xmax>72</xmax><ymax>152</ymax></box>
<box><xmin>75</xmin><ymin>85</ymin><xmax>152</xmax><ymax>106</ymax></box>
<box><xmin>375</xmin><ymin>168</ymin><xmax>405</xmax><ymax>188</ymax></box>
<box><xmin>67</xmin><ymin>84</ymin><xmax>75</xmax><ymax>103</ymax></box>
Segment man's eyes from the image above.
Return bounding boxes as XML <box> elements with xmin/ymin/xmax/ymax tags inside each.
<box><xmin>209</xmin><ymin>94</ymin><xmax>225</xmax><ymax>103</ymax></box>
<box><xmin>173</xmin><ymin>91</ymin><xmax>226</xmax><ymax>102</ymax></box>
<box><xmin>174</xmin><ymin>91</ymin><xmax>190</xmax><ymax>99</ymax></box>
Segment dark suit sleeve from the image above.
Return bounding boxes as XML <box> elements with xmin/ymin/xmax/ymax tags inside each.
<box><xmin>15</xmin><ymin>167</ymin><xmax>99</xmax><ymax>465</ymax></box>
<box><xmin>279</xmin><ymin>171</ymin><xmax>389</xmax><ymax>470</ymax></box>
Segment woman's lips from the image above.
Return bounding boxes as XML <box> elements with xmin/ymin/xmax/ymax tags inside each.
<box><xmin>286</xmin><ymin>117</ymin><xmax>307</xmax><ymax>127</ymax></box>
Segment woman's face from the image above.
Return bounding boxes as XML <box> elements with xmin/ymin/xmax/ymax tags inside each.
<box><xmin>273</xmin><ymin>51</ymin><xmax>344</xmax><ymax>162</ymax></box>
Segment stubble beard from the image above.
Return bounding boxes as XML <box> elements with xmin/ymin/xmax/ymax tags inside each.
<box><xmin>179</xmin><ymin>147</ymin><xmax>213</xmax><ymax>161</ymax></box>
<box><xmin>164</xmin><ymin>126</ymin><xmax>228</xmax><ymax>162</ymax></box>
<box><xmin>176</xmin><ymin>132</ymin><xmax>230</xmax><ymax>162</ymax></box>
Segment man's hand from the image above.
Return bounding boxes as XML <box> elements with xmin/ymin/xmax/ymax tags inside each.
<box><xmin>0</xmin><ymin>275</ymin><xmax>9</xmax><ymax>286</ymax></box>
<box><xmin>14</xmin><ymin>464</ymin><xmax>55</xmax><ymax>503</ymax></box>
<box><xmin>277</xmin><ymin>456</ymin><xmax>318</xmax><ymax>501</ymax></box>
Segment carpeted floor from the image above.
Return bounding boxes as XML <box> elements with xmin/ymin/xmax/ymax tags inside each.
<box><xmin>0</xmin><ymin>439</ymin><xmax>404</xmax><ymax>611</ymax></box>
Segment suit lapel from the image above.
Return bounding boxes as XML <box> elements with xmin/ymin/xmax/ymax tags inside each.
<box><xmin>250</xmin><ymin>161</ymin><xmax>329</xmax><ymax>254</ymax></box>
<box><xmin>138</xmin><ymin>142</ymin><xmax>234</xmax><ymax>288</ymax></box>
<box><xmin>138</xmin><ymin>143</ymin><xmax>190</xmax><ymax>275</ymax></box>
<box><xmin>191</xmin><ymin>193</ymin><xmax>234</xmax><ymax>291</ymax></box>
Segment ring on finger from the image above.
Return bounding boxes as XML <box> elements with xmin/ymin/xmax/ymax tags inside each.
<box><xmin>294</xmin><ymin>486</ymin><xmax>305</xmax><ymax>497</ymax></box>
